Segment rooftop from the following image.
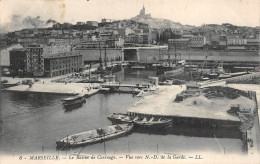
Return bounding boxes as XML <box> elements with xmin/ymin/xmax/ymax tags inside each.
<box><xmin>44</xmin><ymin>52</ymin><xmax>81</xmax><ymax>59</ymax></box>
<box><xmin>169</xmin><ymin>38</ymin><xmax>191</xmax><ymax>42</ymax></box>
<box><xmin>10</xmin><ymin>48</ymin><xmax>27</xmax><ymax>51</ymax></box>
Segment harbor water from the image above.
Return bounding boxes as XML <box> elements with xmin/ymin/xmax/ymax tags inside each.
<box><xmin>0</xmin><ymin>68</ymin><xmax>243</xmax><ymax>155</ymax></box>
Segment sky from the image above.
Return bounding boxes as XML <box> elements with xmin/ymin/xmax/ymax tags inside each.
<box><xmin>0</xmin><ymin>0</ymin><xmax>259</xmax><ymax>32</ymax></box>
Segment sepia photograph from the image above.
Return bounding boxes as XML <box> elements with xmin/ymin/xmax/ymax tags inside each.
<box><xmin>0</xmin><ymin>0</ymin><xmax>259</xmax><ymax>163</ymax></box>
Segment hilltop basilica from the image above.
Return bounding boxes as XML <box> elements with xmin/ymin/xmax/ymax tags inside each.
<box><xmin>137</xmin><ymin>5</ymin><xmax>151</xmax><ymax>18</ymax></box>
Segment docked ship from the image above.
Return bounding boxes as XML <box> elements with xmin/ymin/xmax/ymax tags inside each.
<box><xmin>56</xmin><ymin>123</ymin><xmax>134</xmax><ymax>148</ymax></box>
<box><xmin>107</xmin><ymin>113</ymin><xmax>173</xmax><ymax>129</ymax></box>
<box><xmin>61</xmin><ymin>95</ymin><xmax>86</xmax><ymax>109</ymax></box>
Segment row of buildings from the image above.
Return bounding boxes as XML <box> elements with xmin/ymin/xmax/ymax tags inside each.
<box><xmin>8</xmin><ymin>44</ymin><xmax>82</xmax><ymax>77</ymax></box>
<box><xmin>168</xmin><ymin>34</ymin><xmax>260</xmax><ymax>51</ymax></box>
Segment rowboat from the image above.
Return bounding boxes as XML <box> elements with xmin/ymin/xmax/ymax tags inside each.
<box><xmin>134</xmin><ymin>117</ymin><xmax>173</xmax><ymax>129</ymax></box>
<box><xmin>56</xmin><ymin>123</ymin><xmax>134</xmax><ymax>148</ymax></box>
<box><xmin>107</xmin><ymin>113</ymin><xmax>173</xmax><ymax>129</ymax></box>
<box><xmin>159</xmin><ymin>80</ymin><xmax>173</xmax><ymax>86</ymax></box>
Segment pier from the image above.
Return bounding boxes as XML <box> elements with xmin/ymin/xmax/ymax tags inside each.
<box><xmin>3</xmin><ymin>80</ymin><xmax>101</xmax><ymax>97</ymax></box>
<box><xmin>101</xmin><ymin>83</ymin><xmax>148</xmax><ymax>89</ymax></box>
<box><xmin>101</xmin><ymin>83</ymin><xmax>149</xmax><ymax>93</ymax></box>
<box><xmin>198</xmin><ymin>72</ymin><xmax>260</xmax><ymax>88</ymax></box>
<box><xmin>127</xmin><ymin>85</ymin><xmax>254</xmax><ymax>127</ymax></box>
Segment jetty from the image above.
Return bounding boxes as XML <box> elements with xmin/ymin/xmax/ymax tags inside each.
<box><xmin>127</xmin><ymin>85</ymin><xmax>248</xmax><ymax>127</ymax></box>
<box><xmin>101</xmin><ymin>83</ymin><xmax>148</xmax><ymax>89</ymax></box>
<box><xmin>3</xmin><ymin>81</ymin><xmax>101</xmax><ymax>97</ymax></box>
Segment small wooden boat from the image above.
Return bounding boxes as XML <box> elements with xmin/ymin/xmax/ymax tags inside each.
<box><xmin>99</xmin><ymin>87</ymin><xmax>111</xmax><ymax>93</ymax></box>
<box><xmin>107</xmin><ymin>113</ymin><xmax>130</xmax><ymax>123</ymax></box>
<box><xmin>218</xmin><ymin>73</ymin><xmax>232</xmax><ymax>79</ymax></box>
<box><xmin>107</xmin><ymin>113</ymin><xmax>173</xmax><ymax>129</ymax></box>
<box><xmin>56</xmin><ymin>123</ymin><xmax>134</xmax><ymax>148</ymax></box>
<box><xmin>134</xmin><ymin>117</ymin><xmax>173</xmax><ymax>129</ymax></box>
<box><xmin>61</xmin><ymin>95</ymin><xmax>86</xmax><ymax>109</ymax></box>
<box><xmin>200</xmin><ymin>76</ymin><xmax>210</xmax><ymax>81</ymax></box>
<box><xmin>131</xmin><ymin>66</ymin><xmax>145</xmax><ymax>69</ymax></box>
<box><xmin>159</xmin><ymin>80</ymin><xmax>173</xmax><ymax>86</ymax></box>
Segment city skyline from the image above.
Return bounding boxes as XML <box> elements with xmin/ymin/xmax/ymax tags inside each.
<box><xmin>0</xmin><ymin>0</ymin><xmax>259</xmax><ymax>33</ymax></box>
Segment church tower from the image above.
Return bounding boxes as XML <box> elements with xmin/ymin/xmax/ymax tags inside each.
<box><xmin>139</xmin><ymin>4</ymin><xmax>145</xmax><ymax>16</ymax></box>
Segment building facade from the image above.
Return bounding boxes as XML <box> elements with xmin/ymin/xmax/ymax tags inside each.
<box><xmin>26</xmin><ymin>44</ymin><xmax>45</xmax><ymax>77</ymax></box>
<box><xmin>246</xmin><ymin>39</ymin><xmax>260</xmax><ymax>51</ymax></box>
<box><xmin>168</xmin><ymin>38</ymin><xmax>191</xmax><ymax>51</ymax></box>
<box><xmin>227</xmin><ymin>36</ymin><xmax>247</xmax><ymax>45</ymax></box>
<box><xmin>44</xmin><ymin>52</ymin><xmax>83</xmax><ymax>77</ymax></box>
<box><xmin>0</xmin><ymin>43</ymin><xmax>23</xmax><ymax>66</ymax></box>
<box><xmin>9</xmin><ymin>48</ymin><xmax>28</xmax><ymax>76</ymax></box>
<box><xmin>190</xmin><ymin>36</ymin><xmax>206</xmax><ymax>48</ymax></box>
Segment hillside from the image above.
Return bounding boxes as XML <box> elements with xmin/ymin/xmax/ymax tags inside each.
<box><xmin>131</xmin><ymin>15</ymin><xmax>195</xmax><ymax>30</ymax></box>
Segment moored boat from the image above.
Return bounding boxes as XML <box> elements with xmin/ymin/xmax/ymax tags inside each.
<box><xmin>131</xmin><ymin>65</ymin><xmax>145</xmax><ymax>69</ymax></box>
<box><xmin>218</xmin><ymin>73</ymin><xmax>232</xmax><ymax>79</ymax></box>
<box><xmin>56</xmin><ymin>123</ymin><xmax>134</xmax><ymax>148</ymax></box>
<box><xmin>107</xmin><ymin>113</ymin><xmax>173</xmax><ymax>128</ymax></box>
<box><xmin>61</xmin><ymin>95</ymin><xmax>86</xmax><ymax>109</ymax></box>
<box><xmin>134</xmin><ymin>117</ymin><xmax>173</xmax><ymax>129</ymax></box>
<box><xmin>159</xmin><ymin>80</ymin><xmax>173</xmax><ymax>86</ymax></box>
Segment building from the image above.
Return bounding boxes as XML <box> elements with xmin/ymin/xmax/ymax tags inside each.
<box><xmin>142</xmin><ymin>33</ymin><xmax>149</xmax><ymax>44</ymax></box>
<box><xmin>86</xmin><ymin>21</ymin><xmax>99</xmax><ymax>27</ymax></box>
<box><xmin>227</xmin><ymin>36</ymin><xmax>247</xmax><ymax>45</ymax></box>
<box><xmin>99</xmin><ymin>33</ymin><xmax>111</xmax><ymax>41</ymax></box>
<box><xmin>0</xmin><ymin>38</ymin><xmax>8</xmax><ymax>48</ymax></box>
<box><xmin>76</xmin><ymin>22</ymin><xmax>85</xmax><ymax>25</ymax></box>
<box><xmin>125</xmin><ymin>34</ymin><xmax>143</xmax><ymax>44</ymax></box>
<box><xmin>52</xmin><ymin>37</ymin><xmax>80</xmax><ymax>45</ymax></box>
<box><xmin>219</xmin><ymin>35</ymin><xmax>227</xmax><ymax>50</ymax></box>
<box><xmin>246</xmin><ymin>39</ymin><xmax>260</xmax><ymax>51</ymax></box>
<box><xmin>0</xmin><ymin>44</ymin><xmax>23</xmax><ymax>67</ymax></box>
<box><xmin>115</xmin><ymin>37</ymin><xmax>125</xmax><ymax>48</ymax></box>
<box><xmin>76</xmin><ymin>41</ymin><xmax>108</xmax><ymax>49</ymax></box>
<box><xmin>190</xmin><ymin>36</ymin><xmax>206</xmax><ymax>49</ymax></box>
<box><xmin>26</xmin><ymin>44</ymin><xmax>45</xmax><ymax>77</ymax></box>
<box><xmin>18</xmin><ymin>37</ymin><xmax>55</xmax><ymax>47</ymax></box>
<box><xmin>9</xmin><ymin>48</ymin><xmax>28</xmax><ymax>76</ymax></box>
<box><xmin>137</xmin><ymin>5</ymin><xmax>151</xmax><ymax>18</ymax></box>
<box><xmin>168</xmin><ymin>38</ymin><xmax>191</xmax><ymax>51</ymax></box>
<box><xmin>44</xmin><ymin>52</ymin><xmax>83</xmax><ymax>77</ymax></box>
<box><xmin>139</xmin><ymin>5</ymin><xmax>145</xmax><ymax>16</ymax></box>
<box><xmin>53</xmin><ymin>23</ymin><xmax>62</xmax><ymax>29</ymax></box>
<box><xmin>63</xmin><ymin>22</ymin><xmax>73</xmax><ymax>29</ymax></box>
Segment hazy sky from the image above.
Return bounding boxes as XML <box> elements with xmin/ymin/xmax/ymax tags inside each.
<box><xmin>0</xmin><ymin>0</ymin><xmax>259</xmax><ymax>31</ymax></box>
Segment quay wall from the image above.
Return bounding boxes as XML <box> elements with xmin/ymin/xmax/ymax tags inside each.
<box><xmin>138</xmin><ymin>49</ymin><xmax>260</xmax><ymax>66</ymax></box>
<box><xmin>226</xmin><ymin>72</ymin><xmax>260</xmax><ymax>83</ymax></box>
<box><xmin>75</xmin><ymin>48</ymin><xmax>260</xmax><ymax>67</ymax></box>
<box><xmin>75</xmin><ymin>48</ymin><xmax>123</xmax><ymax>62</ymax></box>
<box><xmin>128</xmin><ymin>112</ymin><xmax>240</xmax><ymax>127</ymax></box>
<box><xmin>138</xmin><ymin>48</ymin><xmax>164</xmax><ymax>63</ymax></box>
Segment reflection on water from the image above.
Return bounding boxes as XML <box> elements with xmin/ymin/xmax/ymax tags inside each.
<box><xmin>0</xmin><ymin>68</ymin><xmax>243</xmax><ymax>155</ymax></box>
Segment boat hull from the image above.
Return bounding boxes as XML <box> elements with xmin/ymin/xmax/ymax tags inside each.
<box><xmin>107</xmin><ymin>114</ymin><xmax>173</xmax><ymax>129</ymax></box>
<box><xmin>134</xmin><ymin>120</ymin><xmax>173</xmax><ymax>129</ymax></box>
<box><xmin>56</xmin><ymin>124</ymin><xmax>134</xmax><ymax>149</ymax></box>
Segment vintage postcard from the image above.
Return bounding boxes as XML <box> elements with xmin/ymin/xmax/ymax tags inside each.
<box><xmin>0</xmin><ymin>0</ymin><xmax>259</xmax><ymax>163</ymax></box>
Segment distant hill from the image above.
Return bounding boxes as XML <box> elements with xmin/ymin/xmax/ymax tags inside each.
<box><xmin>130</xmin><ymin>15</ymin><xmax>195</xmax><ymax>30</ymax></box>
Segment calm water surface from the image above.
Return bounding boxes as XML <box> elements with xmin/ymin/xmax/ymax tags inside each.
<box><xmin>0</xmin><ymin>69</ymin><xmax>243</xmax><ymax>155</ymax></box>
